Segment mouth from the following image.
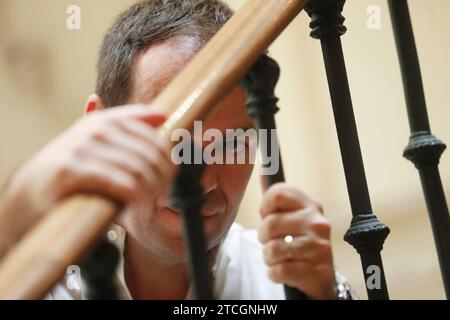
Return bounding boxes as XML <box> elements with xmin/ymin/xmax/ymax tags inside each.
<box><xmin>164</xmin><ymin>206</ymin><xmax>218</xmax><ymax>218</ymax></box>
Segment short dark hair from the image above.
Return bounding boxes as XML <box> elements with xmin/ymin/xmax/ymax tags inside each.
<box><xmin>96</xmin><ymin>0</ymin><xmax>234</xmax><ymax>108</ymax></box>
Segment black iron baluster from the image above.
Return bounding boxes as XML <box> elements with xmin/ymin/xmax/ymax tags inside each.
<box><xmin>82</xmin><ymin>154</ymin><xmax>214</xmax><ymax>301</ymax></box>
<box><xmin>82</xmin><ymin>239</ymin><xmax>120</xmax><ymax>300</ymax></box>
<box><xmin>171</xmin><ymin>147</ymin><xmax>214</xmax><ymax>300</ymax></box>
<box><xmin>387</xmin><ymin>0</ymin><xmax>450</xmax><ymax>298</ymax></box>
<box><xmin>305</xmin><ymin>0</ymin><xmax>390</xmax><ymax>300</ymax></box>
<box><xmin>241</xmin><ymin>55</ymin><xmax>308</xmax><ymax>300</ymax></box>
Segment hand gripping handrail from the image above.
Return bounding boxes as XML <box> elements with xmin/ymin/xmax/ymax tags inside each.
<box><xmin>0</xmin><ymin>0</ymin><xmax>310</xmax><ymax>300</ymax></box>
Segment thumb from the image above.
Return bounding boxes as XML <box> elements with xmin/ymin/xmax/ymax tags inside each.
<box><xmin>104</xmin><ymin>104</ymin><xmax>168</xmax><ymax>128</ymax></box>
<box><xmin>132</xmin><ymin>105</ymin><xmax>168</xmax><ymax>128</ymax></box>
<box><xmin>140</xmin><ymin>112</ymin><xmax>167</xmax><ymax>127</ymax></box>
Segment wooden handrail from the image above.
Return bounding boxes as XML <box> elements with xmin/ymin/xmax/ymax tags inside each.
<box><xmin>0</xmin><ymin>0</ymin><xmax>309</xmax><ymax>299</ymax></box>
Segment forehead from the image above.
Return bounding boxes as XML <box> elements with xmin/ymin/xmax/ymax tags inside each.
<box><xmin>129</xmin><ymin>38</ymin><xmax>254</xmax><ymax>130</ymax></box>
<box><xmin>130</xmin><ymin>38</ymin><xmax>197</xmax><ymax>102</ymax></box>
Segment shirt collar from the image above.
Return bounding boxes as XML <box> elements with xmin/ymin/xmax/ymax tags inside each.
<box><xmin>106</xmin><ymin>224</ymin><xmax>224</xmax><ymax>300</ymax></box>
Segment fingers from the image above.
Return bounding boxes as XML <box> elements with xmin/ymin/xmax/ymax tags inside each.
<box><xmin>263</xmin><ymin>236</ymin><xmax>332</xmax><ymax>266</ymax></box>
<box><xmin>258</xmin><ymin>208</ymin><xmax>330</xmax><ymax>243</ymax></box>
<box><xmin>95</xmin><ymin>104</ymin><xmax>168</xmax><ymax>126</ymax></box>
<box><xmin>79</xmin><ymin>141</ymin><xmax>160</xmax><ymax>194</ymax></box>
<box><xmin>259</xmin><ymin>183</ymin><xmax>323</xmax><ymax>218</ymax></box>
<box><xmin>54</xmin><ymin>105</ymin><xmax>176</xmax><ymax>206</ymax></box>
<box><xmin>117</xmin><ymin>120</ymin><xmax>176</xmax><ymax>185</ymax></box>
<box><xmin>5</xmin><ymin>104</ymin><xmax>175</xmax><ymax>226</ymax></box>
<box><xmin>59</xmin><ymin>159</ymin><xmax>141</xmax><ymax>204</ymax></box>
<box><xmin>117</xmin><ymin>118</ymin><xmax>169</xmax><ymax>155</ymax></box>
<box><xmin>93</xmin><ymin>123</ymin><xmax>175</xmax><ymax>184</ymax></box>
<box><xmin>258</xmin><ymin>184</ymin><xmax>336</xmax><ymax>299</ymax></box>
<box><xmin>266</xmin><ymin>260</ymin><xmax>336</xmax><ymax>299</ymax></box>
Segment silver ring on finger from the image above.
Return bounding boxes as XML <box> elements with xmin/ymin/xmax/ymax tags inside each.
<box><xmin>284</xmin><ymin>235</ymin><xmax>295</xmax><ymax>261</ymax></box>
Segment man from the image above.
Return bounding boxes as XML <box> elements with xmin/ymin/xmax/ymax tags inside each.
<box><xmin>0</xmin><ymin>0</ymin><xmax>353</xmax><ymax>300</ymax></box>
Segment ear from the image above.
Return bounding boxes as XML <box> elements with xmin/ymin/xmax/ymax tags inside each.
<box><xmin>84</xmin><ymin>94</ymin><xmax>105</xmax><ymax>115</ymax></box>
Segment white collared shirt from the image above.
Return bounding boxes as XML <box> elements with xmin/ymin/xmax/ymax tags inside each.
<box><xmin>46</xmin><ymin>223</ymin><xmax>286</xmax><ymax>300</ymax></box>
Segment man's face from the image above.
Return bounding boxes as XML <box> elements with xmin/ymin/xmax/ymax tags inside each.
<box><xmin>122</xmin><ymin>37</ymin><xmax>255</xmax><ymax>261</ymax></box>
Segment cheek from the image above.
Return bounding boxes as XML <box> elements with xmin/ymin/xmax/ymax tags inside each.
<box><xmin>220</xmin><ymin>163</ymin><xmax>254</xmax><ymax>210</ymax></box>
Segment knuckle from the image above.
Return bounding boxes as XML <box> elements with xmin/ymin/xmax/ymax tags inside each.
<box><xmin>272</xmin><ymin>189</ymin><xmax>287</xmax><ymax>204</ymax></box>
<box><xmin>156</xmin><ymin>140</ymin><xmax>172</xmax><ymax>160</ymax></box>
<box><xmin>264</xmin><ymin>215</ymin><xmax>280</xmax><ymax>236</ymax></box>
<box><xmin>144</xmin><ymin>123</ymin><xmax>158</xmax><ymax>135</ymax></box>
<box><xmin>257</xmin><ymin>226</ymin><xmax>266</xmax><ymax>243</ymax></box>
<box><xmin>127</xmin><ymin>176</ymin><xmax>141</xmax><ymax>193</ymax></box>
<box><xmin>314</xmin><ymin>239</ymin><xmax>332</xmax><ymax>255</ymax></box>
<box><xmin>310</xmin><ymin>199</ymin><xmax>324</xmax><ymax>214</ymax></box>
<box><xmin>312</xmin><ymin>218</ymin><xmax>331</xmax><ymax>237</ymax></box>
<box><xmin>270</xmin><ymin>264</ymin><xmax>288</xmax><ymax>282</ymax></box>
<box><xmin>118</xmin><ymin>177</ymin><xmax>140</xmax><ymax>201</ymax></box>
<box><xmin>87</xmin><ymin>118</ymin><xmax>115</xmax><ymax>141</ymax></box>
<box><xmin>72</xmin><ymin>147</ymin><xmax>84</xmax><ymax>158</ymax></box>
<box><xmin>312</xmin><ymin>263</ymin><xmax>334</xmax><ymax>278</ymax></box>
<box><xmin>141</xmin><ymin>145</ymin><xmax>159</xmax><ymax>163</ymax></box>
<box><xmin>262</xmin><ymin>246</ymin><xmax>271</xmax><ymax>264</ymax></box>
<box><xmin>147</xmin><ymin>156</ymin><xmax>165</xmax><ymax>177</ymax></box>
<box><xmin>55</xmin><ymin>162</ymin><xmax>76</xmax><ymax>181</ymax></box>
<box><xmin>150</xmin><ymin>149</ymin><xmax>165</xmax><ymax>165</ymax></box>
<box><xmin>266</xmin><ymin>241</ymin><xmax>282</xmax><ymax>258</ymax></box>
<box><xmin>70</xmin><ymin>143</ymin><xmax>88</xmax><ymax>158</ymax></box>
<box><xmin>127</xmin><ymin>163</ymin><xmax>146</xmax><ymax>181</ymax></box>
<box><xmin>89</xmin><ymin>127</ymin><xmax>108</xmax><ymax>142</ymax></box>
<box><xmin>267</xmin><ymin>267</ymin><xmax>279</xmax><ymax>282</ymax></box>
<box><xmin>130</xmin><ymin>170</ymin><xmax>145</xmax><ymax>184</ymax></box>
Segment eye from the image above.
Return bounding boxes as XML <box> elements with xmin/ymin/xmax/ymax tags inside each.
<box><xmin>224</xmin><ymin>137</ymin><xmax>249</xmax><ymax>153</ymax></box>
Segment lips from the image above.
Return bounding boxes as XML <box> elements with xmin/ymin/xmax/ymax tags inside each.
<box><xmin>165</xmin><ymin>206</ymin><xmax>218</xmax><ymax>217</ymax></box>
<box><xmin>159</xmin><ymin>191</ymin><xmax>226</xmax><ymax>219</ymax></box>
<box><xmin>200</xmin><ymin>207</ymin><xmax>218</xmax><ymax>217</ymax></box>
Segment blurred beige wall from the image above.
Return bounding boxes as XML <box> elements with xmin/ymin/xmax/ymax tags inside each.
<box><xmin>1</xmin><ymin>0</ymin><xmax>449</xmax><ymax>299</ymax></box>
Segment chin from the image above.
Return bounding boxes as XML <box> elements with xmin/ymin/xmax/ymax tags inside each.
<box><xmin>157</xmin><ymin>207</ymin><xmax>226</xmax><ymax>239</ymax></box>
<box><xmin>131</xmin><ymin>209</ymin><xmax>232</xmax><ymax>261</ymax></box>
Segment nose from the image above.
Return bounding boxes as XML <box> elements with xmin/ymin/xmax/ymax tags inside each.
<box><xmin>201</xmin><ymin>167</ymin><xmax>219</xmax><ymax>194</ymax></box>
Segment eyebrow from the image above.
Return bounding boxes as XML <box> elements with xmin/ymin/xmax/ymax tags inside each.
<box><xmin>221</xmin><ymin>126</ymin><xmax>255</xmax><ymax>133</ymax></box>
